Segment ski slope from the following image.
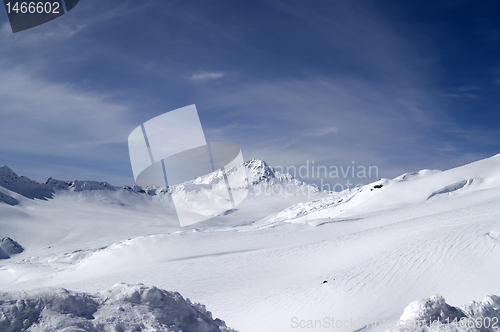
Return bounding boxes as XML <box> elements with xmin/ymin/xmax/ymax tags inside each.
<box><xmin>1</xmin><ymin>156</ymin><xmax>500</xmax><ymax>331</ymax></box>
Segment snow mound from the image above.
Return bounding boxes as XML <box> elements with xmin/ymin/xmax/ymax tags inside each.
<box><xmin>0</xmin><ymin>283</ymin><xmax>238</xmax><ymax>332</ymax></box>
<box><xmin>486</xmin><ymin>230</ymin><xmax>500</xmax><ymax>240</ymax></box>
<box><xmin>273</xmin><ymin>194</ymin><xmax>351</xmax><ymax>223</ymax></box>
<box><xmin>398</xmin><ymin>295</ymin><xmax>466</xmax><ymax>325</ymax></box>
<box><xmin>394</xmin><ymin>294</ymin><xmax>500</xmax><ymax>332</ymax></box>
<box><xmin>394</xmin><ymin>169</ymin><xmax>442</xmax><ymax>181</ymax></box>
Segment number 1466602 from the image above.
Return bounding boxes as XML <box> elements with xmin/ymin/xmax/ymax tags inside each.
<box><xmin>5</xmin><ymin>2</ymin><xmax>60</xmax><ymax>14</ymax></box>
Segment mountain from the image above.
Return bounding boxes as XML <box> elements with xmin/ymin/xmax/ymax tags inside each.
<box><xmin>0</xmin><ymin>159</ymin><xmax>318</xmax><ymax>200</ymax></box>
<box><xmin>1</xmin><ymin>154</ymin><xmax>500</xmax><ymax>332</ymax></box>
<box><xmin>0</xmin><ymin>164</ymin><xmax>117</xmax><ymax>203</ymax></box>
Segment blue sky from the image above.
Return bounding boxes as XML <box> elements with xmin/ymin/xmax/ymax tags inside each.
<box><xmin>1</xmin><ymin>0</ymin><xmax>499</xmax><ymax>187</ymax></box>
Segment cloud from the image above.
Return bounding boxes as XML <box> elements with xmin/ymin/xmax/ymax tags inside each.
<box><xmin>439</xmin><ymin>93</ymin><xmax>480</xmax><ymax>99</ymax></box>
<box><xmin>439</xmin><ymin>85</ymin><xmax>484</xmax><ymax>99</ymax></box>
<box><xmin>192</xmin><ymin>76</ymin><xmax>449</xmax><ymax>182</ymax></box>
<box><xmin>303</xmin><ymin>126</ymin><xmax>339</xmax><ymax>137</ymax></box>
<box><xmin>0</xmin><ymin>64</ymin><xmax>135</xmax><ymax>159</ymax></box>
<box><xmin>1</xmin><ymin>0</ymin><xmax>497</xmax><ymax>187</ymax></box>
<box><xmin>0</xmin><ymin>22</ymin><xmax>86</xmax><ymax>46</ymax></box>
<box><xmin>456</xmin><ymin>85</ymin><xmax>481</xmax><ymax>92</ymax></box>
<box><xmin>189</xmin><ymin>71</ymin><xmax>225</xmax><ymax>81</ymax></box>
<box><xmin>436</xmin><ymin>144</ymin><xmax>457</xmax><ymax>152</ymax></box>
<box><xmin>194</xmin><ymin>74</ymin><xmax>499</xmax><ymax>183</ymax></box>
<box><xmin>1</xmin><ymin>23</ymin><xmax>11</xmax><ymax>35</ymax></box>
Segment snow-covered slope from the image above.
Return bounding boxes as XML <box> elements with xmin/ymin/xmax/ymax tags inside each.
<box><xmin>1</xmin><ymin>154</ymin><xmax>500</xmax><ymax>332</ymax></box>
<box><xmin>264</xmin><ymin>154</ymin><xmax>500</xmax><ymax>225</ymax></box>
<box><xmin>0</xmin><ymin>283</ymin><xmax>237</xmax><ymax>332</ymax></box>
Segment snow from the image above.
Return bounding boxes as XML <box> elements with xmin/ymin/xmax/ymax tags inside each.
<box><xmin>427</xmin><ymin>179</ymin><xmax>473</xmax><ymax>199</ymax></box>
<box><xmin>1</xmin><ymin>155</ymin><xmax>500</xmax><ymax>331</ymax></box>
<box><xmin>263</xmin><ymin>153</ymin><xmax>500</xmax><ymax>224</ymax></box>
<box><xmin>397</xmin><ymin>295</ymin><xmax>467</xmax><ymax>327</ymax></box>
<box><xmin>0</xmin><ymin>283</ymin><xmax>237</xmax><ymax>331</ymax></box>
<box><xmin>0</xmin><ymin>166</ymin><xmax>53</xmax><ymax>200</ymax></box>
<box><xmin>393</xmin><ymin>294</ymin><xmax>500</xmax><ymax>332</ymax></box>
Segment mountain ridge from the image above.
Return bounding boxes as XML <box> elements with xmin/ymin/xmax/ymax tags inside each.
<box><xmin>0</xmin><ymin>159</ymin><xmax>321</xmax><ymax>207</ymax></box>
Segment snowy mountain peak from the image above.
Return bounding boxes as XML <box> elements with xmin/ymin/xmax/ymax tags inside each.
<box><xmin>0</xmin><ymin>165</ymin><xmax>18</xmax><ymax>179</ymax></box>
<box><xmin>0</xmin><ymin>165</ymin><xmax>53</xmax><ymax>200</ymax></box>
<box><xmin>244</xmin><ymin>159</ymin><xmax>278</xmax><ymax>183</ymax></box>
<box><xmin>45</xmin><ymin>178</ymin><xmax>117</xmax><ymax>192</ymax></box>
<box><xmin>0</xmin><ymin>165</ymin><xmax>40</xmax><ymax>189</ymax></box>
<box><xmin>0</xmin><ymin>159</ymin><xmax>316</xmax><ymax>204</ymax></box>
<box><xmin>176</xmin><ymin>158</ymin><xmax>294</xmax><ymax>187</ymax></box>
<box><xmin>243</xmin><ymin>158</ymin><xmax>311</xmax><ymax>189</ymax></box>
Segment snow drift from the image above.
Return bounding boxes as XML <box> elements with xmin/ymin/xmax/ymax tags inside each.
<box><xmin>394</xmin><ymin>294</ymin><xmax>500</xmax><ymax>332</ymax></box>
<box><xmin>0</xmin><ymin>283</ymin><xmax>237</xmax><ymax>332</ymax></box>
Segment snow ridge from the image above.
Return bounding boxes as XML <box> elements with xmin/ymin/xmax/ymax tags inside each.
<box><xmin>0</xmin><ymin>283</ymin><xmax>238</xmax><ymax>332</ymax></box>
<box><xmin>266</xmin><ymin>154</ymin><xmax>500</xmax><ymax>223</ymax></box>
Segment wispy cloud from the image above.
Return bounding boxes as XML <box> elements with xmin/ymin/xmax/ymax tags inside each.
<box><xmin>1</xmin><ymin>0</ymin><xmax>498</xmax><ymax>186</ymax></box>
<box><xmin>193</xmin><ymin>76</ymin><xmax>449</xmax><ymax>181</ymax></box>
<box><xmin>1</xmin><ymin>23</ymin><xmax>11</xmax><ymax>35</ymax></box>
<box><xmin>439</xmin><ymin>93</ymin><xmax>480</xmax><ymax>99</ymax></box>
<box><xmin>0</xmin><ymin>64</ymin><xmax>134</xmax><ymax>158</ymax></box>
<box><xmin>439</xmin><ymin>85</ymin><xmax>483</xmax><ymax>99</ymax></box>
<box><xmin>303</xmin><ymin>126</ymin><xmax>339</xmax><ymax>137</ymax></box>
<box><xmin>189</xmin><ymin>71</ymin><xmax>225</xmax><ymax>81</ymax></box>
<box><xmin>0</xmin><ymin>22</ymin><xmax>86</xmax><ymax>46</ymax></box>
<box><xmin>456</xmin><ymin>85</ymin><xmax>481</xmax><ymax>92</ymax></box>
